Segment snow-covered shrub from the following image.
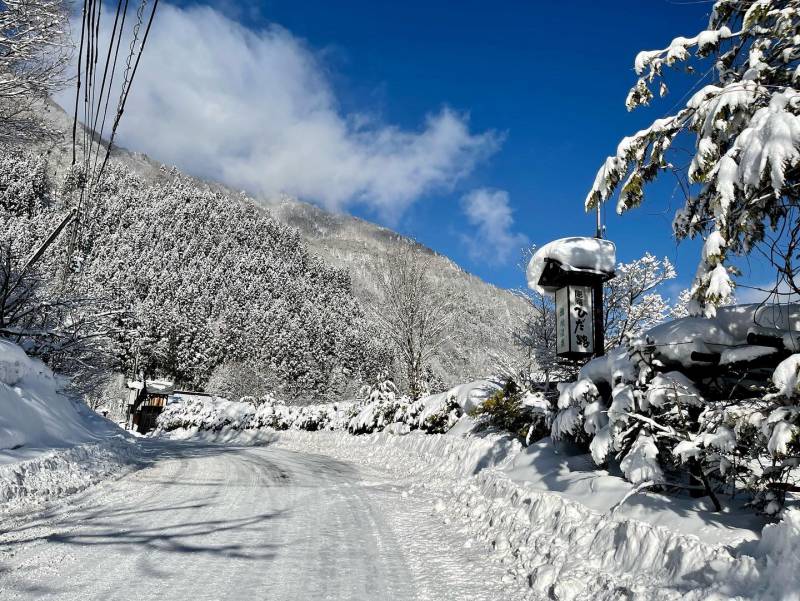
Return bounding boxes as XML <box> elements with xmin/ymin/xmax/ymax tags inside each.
<box><xmin>158</xmin><ymin>395</ymin><xmax>356</xmax><ymax>434</ymax></box>
<box><xmin>156</xmin><ymin>397</ymin><xmax>255</xmax><ymax>432</ymax></box>
<box><xmin>548</xmin><ymin>325</ymin><xmax>717</xmax><ymax>492</ymax></box>
<box><xmin>348</xmin><ymin>379</ymin><xmax>411</xmax><ymax>434</ymax></box>
<box><xmin>408</xmin><ymin>391</ymin><xmax>462</xmax><ymax>434</ymax></box>
<box><xmin>348</xmin><ymin>377</ymin><xmax>471</xmax><ymax>435</ymax></box>
<box><xmin>471</xmin><ymin>379</ymin><xmax>553</xmax><ymax>443</ymax></box>
<box><xmin>546</xmin><ymin>304</ymin><xmax>800</xmax><ymax>513</ymax></box>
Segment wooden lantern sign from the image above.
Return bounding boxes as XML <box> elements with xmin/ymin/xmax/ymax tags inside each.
<box><xmin>555</xmin><ymin>284</ymin><xmax>594</xmax><ymax>356</ymax></box>
<box><xmin>527</xmin><ymin>237</ymin><xmax>616</xmax><ymax>360</ymax></box>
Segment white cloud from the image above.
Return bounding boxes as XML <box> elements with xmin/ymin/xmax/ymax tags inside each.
<box><xmin>460</xmin><ymin>188</ymin><xmax>528</xmax><ymax>265</ymax></box>
<box><xmin>57</xmin><ymin>4</ymin><xmax>500</xmax><ymax>222</ymax></box>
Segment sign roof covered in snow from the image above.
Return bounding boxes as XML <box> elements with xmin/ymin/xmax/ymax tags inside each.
<box><xmin>527</xmin><ymin>237</ymin><xmax>616</xmax><ymax>295</ymax></box>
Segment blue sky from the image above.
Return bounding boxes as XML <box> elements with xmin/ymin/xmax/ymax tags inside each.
<box><xmin>104</xmin><ymin>0</ymin><xmax>763</xmax><ymax>296</ymax></box>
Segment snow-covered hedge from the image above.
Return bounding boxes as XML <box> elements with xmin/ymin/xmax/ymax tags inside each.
<box><xmin>156</xmin><ymin>396</ymin><xmax>356</xmax><ymax>434</ymax></box>
<box><xmin>347</xmin><ymin>379</ymin><xmax>468</xmax><ymax>435</ymax></box>
<box><xmin>157</xmin><ymin>380</ymin><xmax>497</xmax><ymax>438</ymax></box>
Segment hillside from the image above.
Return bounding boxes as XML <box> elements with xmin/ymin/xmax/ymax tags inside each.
<box><xmin>259</xmin><ymin>196</ymin><xmax>528</xmax><ymax>383</ymax></box>
<box><xmin>25</xmin><ymin>100</ymin><xmax>529</xmax><ymax>387</ymax></box>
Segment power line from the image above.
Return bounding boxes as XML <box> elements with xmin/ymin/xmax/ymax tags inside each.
<box><xmin>65</xmin><ymin>0</ymin><xmax>160</xmax><ymax>278</ymax></box>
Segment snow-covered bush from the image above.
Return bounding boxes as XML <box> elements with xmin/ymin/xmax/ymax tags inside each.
<box><xmin>470</xmin><ymin>379</ymin><xmax>553</xmax><ymax>443</ymax></box>
<box><xmin>156</xmin><ymin>397</ymin><xmax>256</xmax><ymax>432</ymax></box>
<box><xmin>157</xmin><ymin>376</ymin><xmax>475</xmax><ymax>438</ymax></box>
<box><xmin>546</xmin><ymin>303</ymin><xmax>800</xmax><ymax>513</ymax></box>
<box><xmin>348</xmin><ymin>379</ymin><xmax>411</xmax><ymax>434</ymax></box>
<box><xmin>157</xmin><ymin>395</ymin><xmax>357</xmax><ymax>434</ymax></box>
<box><xmin>400</xmin><ymin>390</ymin><xmax>461</xmax><ymax>434</ymax></box>
<box><xmin>347</xmin><ymin>377</ymin><xmax>470</xmax><ymax>435</ymax></box>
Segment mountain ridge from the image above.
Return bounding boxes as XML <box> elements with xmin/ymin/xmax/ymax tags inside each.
<box><xmin>26</xmin><ymin>99</ymin><xmax>528</xmax><ymax>386</ymax></box>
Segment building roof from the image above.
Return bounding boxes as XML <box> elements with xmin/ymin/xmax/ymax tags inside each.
<box><xmin>126</xmin><ymin>379</ymin><xmax>175</xmax><ymax>395</ymax></box>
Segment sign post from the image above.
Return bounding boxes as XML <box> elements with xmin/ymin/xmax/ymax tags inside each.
<box><xmin>537</xmin><ymin>257</ymin><xmax>613</xmax><ymax>361</ymax></box>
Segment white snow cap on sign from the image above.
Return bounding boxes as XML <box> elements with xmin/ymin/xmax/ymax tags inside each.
<box><xmin>526</xmin><ymin>237</ymin><xmax>616</xmax><ymax>295</ymax></box>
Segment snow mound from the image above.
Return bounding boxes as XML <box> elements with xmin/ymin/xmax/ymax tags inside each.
<box><xmin>0</xmin><ymin>340</ymin><xmax>138</xmax><ymax>509</ymax></box>
<box><xmin>0</xmin><ymin>438</ymin><xmax>140</xmax><ymax>509</ymax></box>
<box><xmin>770</xmin><ymin>354</ymin><xmax>800</xmax><ymax>399</ymax></box>
<box><xmin>631</xmin><ymin>303</ymin><xmax>800</xmax><ymax>369</ymax></box>
<box><xmin>634</xmin><ymin>316</ymin><xmax>736</xmax><ymax>366</ymax></box>
<box><xmin>0</xmin><ymin>340</ymin><xmax>117</xmax><ymax>452</ymax></box>
<box><xmin>445</xmin><ymin>379</ymin><xmax>500</xmax><ymax>413</ymax></box>
<box><xmin>527</xmin><ymin>237</ymin><xmax>616</xmax><ymax>295</ymax></box>
<box><xmin>755</xmin><ymin>509</ymin><xmax>800</xmax><ymax>600</ymax></box>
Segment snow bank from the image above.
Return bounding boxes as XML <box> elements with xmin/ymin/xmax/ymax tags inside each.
<box><xmin>0</xmin><ymin>339</ymin><xmax>124</xmax><ymax>453</ymax></box>
<box><xmin>0</xmin><ymin>438</ymin><xmax>140</xmax><ymax>509</ymax></box>
<box><xmin>527</xmin><ymin>237</ymin><xmax>616</xmax><ymax>295</ymax></box>
<box><xmin>270</xmin><ymin>428</ymin><xmax>798</xmax><ymax>601</ymax></box>
<box><xmin>1</xmin><ymin>340</ymin><xmax>99</xmax><ymax>451</ymax></box>
<box><xmin>0</xmin><ymin>340</ymin><xmax>139</xmax><ymax>509</ymax></box>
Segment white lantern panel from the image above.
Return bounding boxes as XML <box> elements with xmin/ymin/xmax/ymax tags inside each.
<box><xmin>556</xmin><ymin>286</ymin><xmax>569</xmax><ymax>354</ymax></box>
<box><xmin>555</xmin><ymin>285</ymin><xmax>594</xmax><ymax>356</ymax></box>
<box><xmin>569</xmin><ymin>285</ymin><xmax>593</xmax><ymax>354</ymax></box>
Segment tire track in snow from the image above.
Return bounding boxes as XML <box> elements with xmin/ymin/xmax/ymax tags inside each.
<box><xmin>0</xmin><ymin>439</ymin><xmax>526</xmax><ymax>600</ymax></box>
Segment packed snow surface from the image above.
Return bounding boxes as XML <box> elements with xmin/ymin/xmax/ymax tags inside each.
<box><xmin>527</xmin><ymin>237</ymin><xmax>616</xmax><ymax>295</ymax></box>
<box><xmin>0</xmin><ymin>437</ymin><xmax>530</xmax><ymax>601</ymax></box>
<box><xmin>269</xmin><ymin>427</ymin><xmax>797</xmax><ymax>601</ymax></box>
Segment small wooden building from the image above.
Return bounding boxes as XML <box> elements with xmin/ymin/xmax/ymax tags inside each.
<box><xmin>125</xmin><ymin>380</ymin><xmax>215</xmax><ymax>434</ymax></box>
<box><xmin>126</xmin><ymin>379</ymin><xmax>174</xmax><ymax>433</ymax></box>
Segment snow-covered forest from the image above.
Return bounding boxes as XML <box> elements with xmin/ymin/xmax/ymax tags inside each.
<box><xmin>3</xmin><ymin>148</ymin><xmax>384</xmax><ymax>401</ymax></box>
<box><xmin>4</xmin><ymin>1</ymin><xmax>800</xmax><ymax>600</ymax></box>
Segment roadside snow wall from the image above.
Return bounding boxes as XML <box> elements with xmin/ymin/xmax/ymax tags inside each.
<box><xmin>0</xmin><ymin>340</ymin><xmax>138</xmax><ymax>509</ymax></box>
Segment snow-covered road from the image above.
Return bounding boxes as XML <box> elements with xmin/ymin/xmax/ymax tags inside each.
<box><xmin>0</xmin><ymin>439</ymin><xmax>530</xmax><ymax>600</ymax></box>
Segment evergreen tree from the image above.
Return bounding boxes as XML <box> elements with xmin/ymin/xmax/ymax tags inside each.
<box><xmin>586</xmin><ymin>1</ymin><xmax>800</xmax><ymax>315</ymax></box>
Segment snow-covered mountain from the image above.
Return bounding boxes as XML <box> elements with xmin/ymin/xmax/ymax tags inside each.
<box><xmin>28</xmin><ymin>100</ymin><xmax>528</xmax><ymax>385</ymax></box>
<box><xmin>257</xmin><ymin>196</ymin><xmax>527</xmax><ymax>383</ymax></box>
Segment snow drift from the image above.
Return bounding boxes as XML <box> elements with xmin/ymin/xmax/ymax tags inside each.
<box><xmin>0</xmin><ymin>340</ymin><xmax>138</xmax><ymax>509</ymax></box>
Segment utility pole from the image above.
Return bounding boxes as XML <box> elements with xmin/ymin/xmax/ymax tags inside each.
<box><xmin>593</xmin><ymin>202</ymin><xmax>605</xmax><ymax>357</ymax></box>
